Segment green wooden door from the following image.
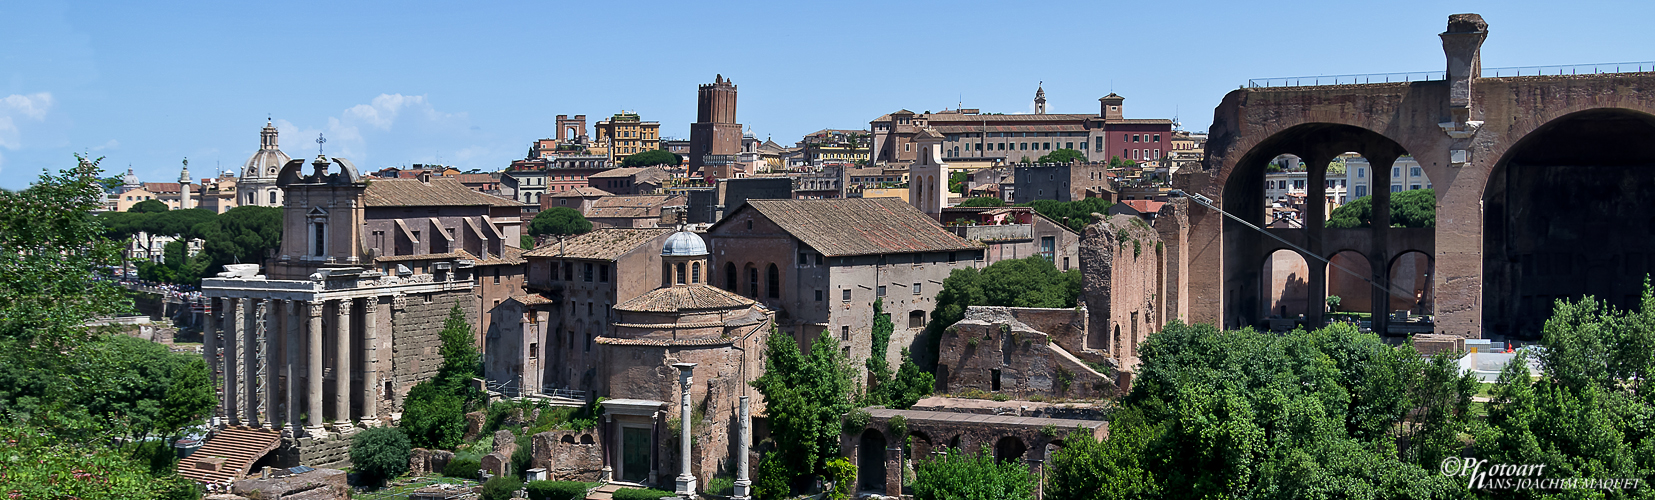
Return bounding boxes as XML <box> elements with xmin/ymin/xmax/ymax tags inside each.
<box><xmin>622</xmin><ymin>427</ymin><xmax>650</xmax><ymax>483</ymax></box>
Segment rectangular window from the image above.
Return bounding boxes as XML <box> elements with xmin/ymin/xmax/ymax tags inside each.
<box><xmin>842</xmin><ymin>289</ymin><xmax>851</xmax><ymax>301</ymax></box>
<box><xmin>1411</xmin><ymin>184</ymin><xmax>1422</xmax><ymax>190</ymax></box>
<box><xmin>1410</xmin><ymin>167</ymin><xmax>1422</xmax><ymax>177</ymax></box>
<box><xmin>584</xmin><ymin>263</ymin><xmax>594</xmax><ymax>282</ymax></box>
<box><xmin>1154</xmin><ymin>134</ymin><xmax>1161</xmax><ymax>142</ymax></box>
<box><xmin>599</xmin><ymin>264</ymin><xmax>609</xmax><ymax>282</ymax></box>
<box><xmin>799</xmin><ymin>252</ymin><xmax>809</xmax><ymax>265</ymax></box>
<box><xmin>1065</xmin><ymin>142</ymin><xmax>1074</xmax><ymax>149</ymax></box>
<box><xmin>912</xmin><ymin>282</ymin><xmax>921</xmax><ymax>295</ymax></box>
<box><xmin>1079</xmin><ymin>141</ymin><xmax>1087</xmax><ymax>150</ymax></box>
<box><xmin>1096</xmin><ymin>137</ymin><xmax>1103</xmax><ymax>150</ymax></box>
<box><xmin>815</xmin><ymin>253</ymin><xmax>824</xmax><ymax>266</ymax></box>
<box><xmin>1134</xmin><ymin>134</ymin><xmax>1141</xmax><ymax>143</ymax></box>
<box><xmin>1391</xmin><ymin>185</ymin><xmax>1403</xmax><ymax>193</ymax></box>
<box><xmin>1392</xmin><ymin>167</ymin><xmax>1401</xmax><ymax>178</ymax></box>
<box><xmin>877</xmin><ymin>285</ymin><xmax>886</xmax><ymax>297</ymax></box>
<box><xmin>1042</xmin><ymin>142</ymin><xmax>1050</xmax><ymax>150</ymax></box>
<box><xmin>1357</xmin><ymin>168</ymin><xmax>1365</xmax><ymax>178</ymax></box>
<box><xmin>948</xmin><ymin>251</ymin><xmax>957</xmax><ymax>264</ymax></box>
<box><xmin>1019</xmin><ymin>143</ymin><xmax>1027</xmax><ymax>150</ymax></box>
<box><xmin>1154</xmin><ymin>149</ymin><xmax>1160</xmax><ymax>159</ymax></box>
<box><xmin>815</xmin><ymin>290</ymin><xmax>824</xmax><ymax>301</ymax></box>
<box><xmin>493</xmin><ymin>268</ymin><xmax>501</xmax><ymax>284</ymax></box>
<box><xmin>841</xmin><ymin>326</ymin><xmax>850</xmax><ymax>341</ymax></box>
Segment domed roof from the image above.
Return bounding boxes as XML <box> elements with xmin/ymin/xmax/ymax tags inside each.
<box><xmin>241</xmin><ymin>120</ymin><xmax>290</xmax><ymax>182</ymax></box>
<box><xmin>661</xmin><ymin>231</ymin><xmax>708</xmax><ymax>257</ymax></box>
<box><xmin>120</xmin><ymin>168</ymin><xmax>140</xmax><ymax>190</ymax></box>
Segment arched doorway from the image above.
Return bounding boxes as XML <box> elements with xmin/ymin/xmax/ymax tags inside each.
<box><xmin>1326</xmin><ymin>250</ymin><xmax>1376</xmax><ymax>327</ymax></box>
<box><xmin>858</xmin><ymin>428</ymin><xmax>887</xmax><ymax>491</ymax></box>
<box><xmin>1484</xmin><ymin>109</ymin><xmax>1655</xmax><ymax>338</ymax></box>
<box><xmin>910</xmin><ymin>431</ymin><xmax>934</xmax><ymax>461</ymax></box>
<box><xmin>724</xmin><ymin>262</ymin><xmax>737</xmax><ymax>291</ymax></box>
<box><xmin>1262</xmin><ymin>249</ymin><xmax>1309</xmax><ymax>322</ymax></box>
<box><xmin>1388</xmin><ymin>251</ymin><xmax>1433</xmax><ymax>317</ymax></box>
<box><xmin>993</xmin><ymin>436</ymin><xmax>1027</xmax><ymax>464</ymax></box>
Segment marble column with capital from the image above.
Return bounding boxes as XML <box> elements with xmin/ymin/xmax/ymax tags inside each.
<box><xmin>284</xmin><ymin>299</ymin><xmax>302</xmax><ymax>434</ymax></box>
<box><xmin>306</xmin><ymin>300</ymin><xmax>325</xmax><ymax>433</ymax></box>
<box><xmin>360</xmin><ymin>296</ymin><xmax>379</xmax><ymax>425</ymax></box>
<box><xmin>334</xmin><ymin>298</ymin><xmax>353</xmax><ymax>430</ymax></box>
<box><xmin>226</xmin><ymin>298</ymin><xmax>243</xmax><ymax>426</ymax></box>
<box><xmin>242</xmin><ymin>298</ymin><xmax>258</xmax><ymax>426</ymax></box>
<box><xmin>732</xmin><ymin>396</ymin><xmax>752</xmax><ymax>500</ymax></box>
<box><xmin>673</xmin><ymin>362</ymin><xmax>698</xmax><ymax>497</ymax></box>
<box><xmin>203</xmin><ymin>297</ymin><xmax>219</xmax><ymax>425</ymax></box>
<box><xmin>255</xmin><ymin>299</ymin><xmax>271</xmax><ymax>428</ymax></box>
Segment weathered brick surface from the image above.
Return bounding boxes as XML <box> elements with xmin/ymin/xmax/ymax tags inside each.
<box><xmin>1081</xmin><ymin>214</ymin><xmax>1164</xmax><ymax>368</ymax></box>
<box><xmin>936</xmin><ymin>307</ymin><xmax>1111</xmax><ymax>399</ymax></box>
<box><xmin>388</xmin><ymin>290</ymin><xmax>476</xmax><ymax>414</ymax></box>
<box><xmin>531</xmin><ymin>430</ymin><xmax>605</xmax><ymax>481</ymax></box>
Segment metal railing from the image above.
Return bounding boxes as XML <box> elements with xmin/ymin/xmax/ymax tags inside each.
<box><xmin>1247</xmin><ymin>61</ymin><xmax>1655</xmax><ymax>88</ymax></box>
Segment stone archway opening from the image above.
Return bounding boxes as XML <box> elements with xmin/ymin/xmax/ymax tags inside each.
<box><xmin>858</xmin><ymin>428</ymin><xmax>887</xmax><ymax>491</ymax></box>
<box><xmin>1483</xmin><ymin>108</ymin><xmax>1655</xmax><ymax>337</ymax></box>
<box><xmin>1389</xmin><ymin>251</ymin><xmax>1433</xmax><ymax>318</ymax></box>
<box><xmin>993</xmin><ymin>436</ymin><xmax>1027</xmax><ymax>463</ymax></box>
<box><xmin>1326</xmin><ymin>250</ymin><xmax>1376</xmax><ymax>326</ymax></box>
<box><xmin>1262</xmin><ymin>249</ymin><xmax>1310</xmax><ymax>322</ymax></box>
<box><xmin>1221</xmin><ymin>123</ymin><xmax>1413</xmax><ymax>331</ymax></box>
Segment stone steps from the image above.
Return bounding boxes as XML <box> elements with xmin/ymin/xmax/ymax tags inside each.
<box><xmin>176</xmin><ymin>426</ymin><xmax>283</xmax><ymax>485</ymax></box>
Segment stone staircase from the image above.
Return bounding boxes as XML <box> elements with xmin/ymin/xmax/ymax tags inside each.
<box><xmin>586</xmin><ymin>483</ymin><xmax>626</xmax><ymax>500</ymax></box>
<box><xmin>176</xmin><ymin>426</ymin><xmax>283</xmax><ymax>485</ymax></box>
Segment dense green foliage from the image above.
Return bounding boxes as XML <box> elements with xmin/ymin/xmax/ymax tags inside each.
<box><xmin>1019</xmin><ymin>198</ymin><xmax>1113</xmax><ymax>232</ymax></box>
<box><xmin>823</xmin><ymin>457</ymin><xmax>857</xmax><ymax>500</ymax></box>
<box><xmin>611</xmin><ymin>487</ymin><xmax>678</xmax><ymax>500</ymax></box>
<box><xmin>529</xmin><ymin>207</ymin><xmax>594</xmax><ymax>237</ymax></box>
<box><xmin>1048</xmin><ymin>322</ymin><xmax>1474</xmax><ymax>499</ymax></box>
<box><xmin>401</xmin><ymin>303</ymin><xmax>485</xmax><ymax>449</ymax></box>
<box><xmin>94</xmin><ymin>204</ymin><xmax>283</xmax><ymax>284</ymax></box>
<box><xmin>525</xmin><ymin>480</ymin><xmax>593</xmax><ymax>500</ymax></box>
<box><xmin>1326</xmin><ymin>189</ymin><xmax>1436</xmax><ymax>229</ymax></box>
<box><xmin>0</xmin><ymin>156</ymin><xmax>213</xmax><ymax>499</ymax></box>
<box><xmin>860</xmin><ymin>301</ymin><xmax>933</xmax><ymax>409</ymax></box>
<box><xmin>1473</xmin><ymin>284</ymin><xmax>1655</xmax><ymax>498</ymax></box>
<box><xmin>619</xmin><ymin>149</ymin><xmax>681</xmax><ymax>168</ymax></box>
<box><xmin>949</xmin><ymin>171</ymin><xmax>967</xmax><ymax>194</ymax></box>
<box><xmin>129</xmin><ymin>199</ymin><xmax>168</xmax><ymax>213</ymax></box>
<box><xmin>753</xmin><ymin>455</ymin><xmax>791</xmax><ymax>500</ymax></box>
<box><xmin>925</xmin><ymin>256</ymin><xmax>1081</xmax><ymax>360</ymax></box>
<box><xmin>750</xmin><ymin>327</ymin><xmax>854</xmax><ymax>491</ymax></box>
<box><xmin>913</xmin><ymin>446</ymin><xmax>1035</xmax><ymax>500</ymax></box>
<box><xmin>443</xmin><ymin>457</ymin><xmax>482</xmax><ymax>479</ymax></box>
<box><xmin>958</xmin><ymin>197</ymin><xmax>1005</xmax><ymax>208</ymax></box>
<box><xmin>351</xmin><ymin>426</ymin><xmax>412</xmax><ymax>486</ymax></box>
<box><xmin>481</xmin><ymin>476</ymin><xmax>524</xmax><ymax>500</ymax></box>
<box><xmin>1036</xmin><ymin>148</ymin><xmax>1086</xmax><ymax>164</ymax></box>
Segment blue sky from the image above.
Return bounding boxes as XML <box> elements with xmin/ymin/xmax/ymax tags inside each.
<box><xmin>1</xmin><ymin>0</ymin><xmax>1650</xmax><ymax>190</ymax></box>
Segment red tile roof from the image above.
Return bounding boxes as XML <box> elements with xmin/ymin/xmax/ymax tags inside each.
<box><xmin>363</xmin><ymin>178</ymin><xmax>522</xmax><ymax>208</ymax></box>
<box><xmin>1123</xmin><ymin>200</ymin><xmax>1165</xmax><ymax>214</ymax></box>
<box><xmin>720</xmin><ymin>198</ymin><xmax>980</xmax><ymax>257</ymax></box>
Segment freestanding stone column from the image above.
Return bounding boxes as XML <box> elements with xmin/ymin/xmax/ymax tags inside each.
<box><xmin>226</xmin><ymin>298</ymin><xmax>242</xmax><ymax>426</ymax></box>
<box><xmin>255</xmin><ymin>299</ymin><xmax>271</xmax><ymax>428</ymax></box>
<box><xmin>360</xmin><ymin>296</ymin><xmax>379</xmax><ymax>425</ymax></box>
<box><xmin>673</xmin><ymin>363</ymin><xmax>697</xmax><ymax>497</ymax></box>
<box><xmin>306</xmin><ymin>301</ymin><xmax>325</xmax><ymax>433</ymax></box>
<box><xmin>243</xmin><ymin>298</ymin><xmax>258</xmax><ymax>426</ymax></box>
<box><xmin>334</xmin><ymin>298</ymin><xmax>353</xmax><ymax>430</ymax></box>
<box><xmin>732</xmin><ymin>396</ymin><xmax>751</xmax><ymax>500</ymax></box>
<box><xmin>284</xmin><ymin>300</ymin><xmax>301</xmax><ymax>434</ymax></box>
<box><xmin>203</xmin><ymin>297</ymin><xmax>219</xmax><ymax>425</ymax></box>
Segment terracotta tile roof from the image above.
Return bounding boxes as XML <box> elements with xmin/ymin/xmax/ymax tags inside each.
<box><xmin>144</xmin><ymin>182</ymin><xmax>183</xmax><ymax>193</ymax></box>
<box><xmin>467</xmin><ymin>246</ymin><xmax>526</xmax><ymax>266</ymax></box>
<box><xmin>514</xmin><ymin>293</ymin><xmax>555</xmax><ymax>306</ymax></box>
<box><xmin>548</xmin><ymin>186</ymin><xmax>613</xmax><ymax>198</ymax></box>
<box><xmin>720</xmin><ymin>198</ymin><xmax>980</xmax><ymax>257</ymax></box>
<box><xmin>456</xmin><ymin>173</ymin><xmax>497</xmax><ymax>184</ymax></box>
<box><xmin>373</xmin><ymin>246</ymin><xmax>524</xmax><ymax>265</ymax></box>
<box><xmin>596</xmin><ymin>336</ymin><xmax>734</xmax><ymax>347</ymax></box>
<box><xmin>588</xmin><ymin>195</ymin><xmax>685</xmax><ymax>219</ymax></box>
<box><xmin>364</xmin><ymin>178</ymin><xmax>523</xmax><ymax>208</ymax></box>
<box><xmin>615</xmin><ymin>284</ymin><xmax>756</xmax><ymax>313</ymax></box>
<box><xmin>522</xmin><ymin>227</ymin><xmax>672</xmax><ymax>260</ymax></box>
<box><xmin>589</xmin><ymin>167</ymin><xmax>647</xmax><ymax>179</ymax></box>
<box><xmin>1123</xmin><ymin>200</ymin><xmax>1166</xmax><ymax>214</ymax></box>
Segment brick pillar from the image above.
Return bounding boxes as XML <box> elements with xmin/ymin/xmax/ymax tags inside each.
<box><xmin>334</xmin><ymin>298</ymin><xmax>353</xmax><ymax>430</ymax></box>
<box><xmin>360</xmin><ymin>296</ymin><xmax>379</xmax><ymax>425</ymax></box>
<box><xmin>226</xmin><ymin>298</ymin><xmax>242</xmax><ymax>426</ymax></box>
<box><xmin>1305</xmin><ymin>153</ymin><xmax>1333</xmax><ymax>329</ymax></box>
<box><xmin>885</xmin><ymin>446</ymin><xmax>903</xmax><ymax>497</ymax></box>
<box><xmin>1369</xmin><ymin>155</ymin><xmax>1397</xmax><ymax>336</ymax></box>
<box><xmin>306</xmin><ymin>300</ymin><xmax>325</xmax><ymax>433</ymax></box>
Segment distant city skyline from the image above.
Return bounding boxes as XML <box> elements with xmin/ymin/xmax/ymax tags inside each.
<box><xmin>2</xmin><ymin>0</ymin><xmax>1650</xmax><ymax>190</ymax></box>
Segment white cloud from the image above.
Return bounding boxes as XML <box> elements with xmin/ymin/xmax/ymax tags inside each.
<box><xmin>342</xmin><ymin>94</ymin><xmax>447</xmax><ymax>130</ymax></box>
<box><xmin>0</xmin><ymin>92</ymin><xmax>53</xmax><ymax>151</ymax></box>
<box><xmin>279</xmin><ymin>94</ymin><xmax>483</xmax><ymax>167</ymax></box>
<box><xmin>92</xmin><ymin>139</ymin><xmax>118</xmax><ymax>151</ymax></box>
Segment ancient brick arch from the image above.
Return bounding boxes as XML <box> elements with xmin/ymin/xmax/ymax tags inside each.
<box><xmin>1178</xmin><ymin>13</ymin><xmax>1655</xmax><ymax>337</ymax></box>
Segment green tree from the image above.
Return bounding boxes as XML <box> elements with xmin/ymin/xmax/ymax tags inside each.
<box><xmin>1036</xmin><ymin>148</ymin><xmax>1086</xmax><ymax>164</ymax></box>
<box><xmin>529</xmin><ymin>207</ymin><xmax>594</xmax><ymax>237</ymax></box>
<box><xmin>192</xmin><ymin>205</ymin><xmax>283</xmax><ymax>274</ymax></box>
<box><xmin>129</xmin><ymin>199</ymin><xmax>169</xmax><ymax>213</ymax></box>
<box><xmin>351</xmin><ymin>426</ymin><xmax>413</xmax><ymax>486</ymax></box>
<box><xmin>1107</xmin><ymin>156</ymin><xmax>1136</xmax><ymax>168</ymax></box>
<box><xmin>750</xmin><ymin>327</ymin><xmax>854</xmax><ymax>489</ymax></box>
<box><xmin>1018</xmin><ymin>198</ymin><xmax>1112</xmax><ymax>232</ymax></box>
<box><xmin>948</xmin><ymin>171</ymin><xmax>968</xmax><ymax>194</ymax></box>
<box><xmin>913</xmin><ymin>445</ymin><xmax>1035</xmax><ymax>500</ymax></box>
<box><xmin>401</xmin><ymin>302</ymin><xmax>482</xmax><ymax>450</ymax></box>
<box><xmin>1326</xmin><ymin>189</ymin><xmax>1436</xmax><ymax>229</ymax></box>
<box><xmin>923</xmin><ymin>256</ymin><xmax>1080</xmax><ymax>369</ymax></box>
<box><xmin>0</xmin><ymin>423</ymin><xmax>195</xmax><ymax>500</ymax></box>
<box><xmin>439</xmin><ymin>302</ymin><xmax>480</xmax><ymax>379</ymax></box>
<box><xmin>158</xmin><ymin>357</ymin><xmax>217</xmax><ymax>437</ymax></box>
<box><xmin>863</xmin><ymin>299</ymin><xmax>896</xmax><ymax>405</ymax></box>
<box><xmin>521</xmin><ymin>234</ymin><xmax>536</xmax><ymax>249</ymax></box>
<box><xmin>620</xmin><ymin>149</ymin><xmax>680</xmax><ymax>168</ymax></box>
<box><xmin>958</xmin><ymin>197</ymin><xmax>1004</xmax><ymax>208</ymax></box>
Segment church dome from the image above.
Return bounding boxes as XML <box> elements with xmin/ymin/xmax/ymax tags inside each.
<box><xmin>661</xmin><ymin>231</ymin><xmax>708</xmax><ymax>256</ymax></box>
<box><xmin>241</xmin><ymin>120</ymin><xmax>290</xmax><ymax>182</ymax></box>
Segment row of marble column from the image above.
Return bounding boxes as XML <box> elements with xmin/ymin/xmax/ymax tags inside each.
<box><xmin>203</xmin><ymin>295</ymin><xmax>380</xmax><ymax>434</ymax></box>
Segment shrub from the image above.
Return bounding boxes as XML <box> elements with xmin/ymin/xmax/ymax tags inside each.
<box><xmin>611</xmin><ymin>487</ymin><xmax>677</xmax><ymax>500</ymax></box>
<box><xmin>481</xmin><ymin>476</ymin><xmax>524</xmax><ymax>500</ymax></box>
<box><xmin>442</xmin><ymin>457</ymin><xmax>481</xmax><ymax>479</ymax></box>
<box><xmin>823</xmin><ymin>457</ymin><xmax>857</xmax><ymax>500</ymax></box>
<box><xmin>842</xmin><ymin>408</ymin><xmax>872</xmax><ymax>435</ymax></box>
<box><xmin>350</xmin><ymin>427</ymin><xmax>412</xmax><ymax>486</ymax></box>
<box><xmin>705</xmin><ymin>477</ymin><xmax>735</xmax><ymax>496</ymax></box>
<box><xmin>525</xmin><ymin>480</ymin><xmax>593</xmax><ymax>500</ymax></box>
<box><xmin>753</xmin><ymin>455</ymin><xmax>791</xmax><ymax>500</ymax></box>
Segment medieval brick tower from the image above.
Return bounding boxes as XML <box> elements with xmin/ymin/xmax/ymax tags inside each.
<box><xmin>689</xmin><ymin>75</ymin><xmax>743</xmax><ymax>175</ymax></box>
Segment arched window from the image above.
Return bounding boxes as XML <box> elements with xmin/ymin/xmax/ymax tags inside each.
<box><xmin>766</xmin><ymin>264</ymin><xmax>780</xmax><ymax>299</ymax></box>
<box><xmin>747</xmin><ymin>267</ymin><xmax>759</xmax><ymax>298</ymax></box>
<box><xmin>676</xmin><ymin>263</ymin><xmax>686</xmax><ymax>285</ymax></box>
<box><xmin>725</xmin><ymin>262</ymin><xmax>737</xmax><ymax>291</ymax></box>
<box><xmin>691</xmin><ymin>262</ymin><xmax>701</xmax><ymax>283</ymax></box>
